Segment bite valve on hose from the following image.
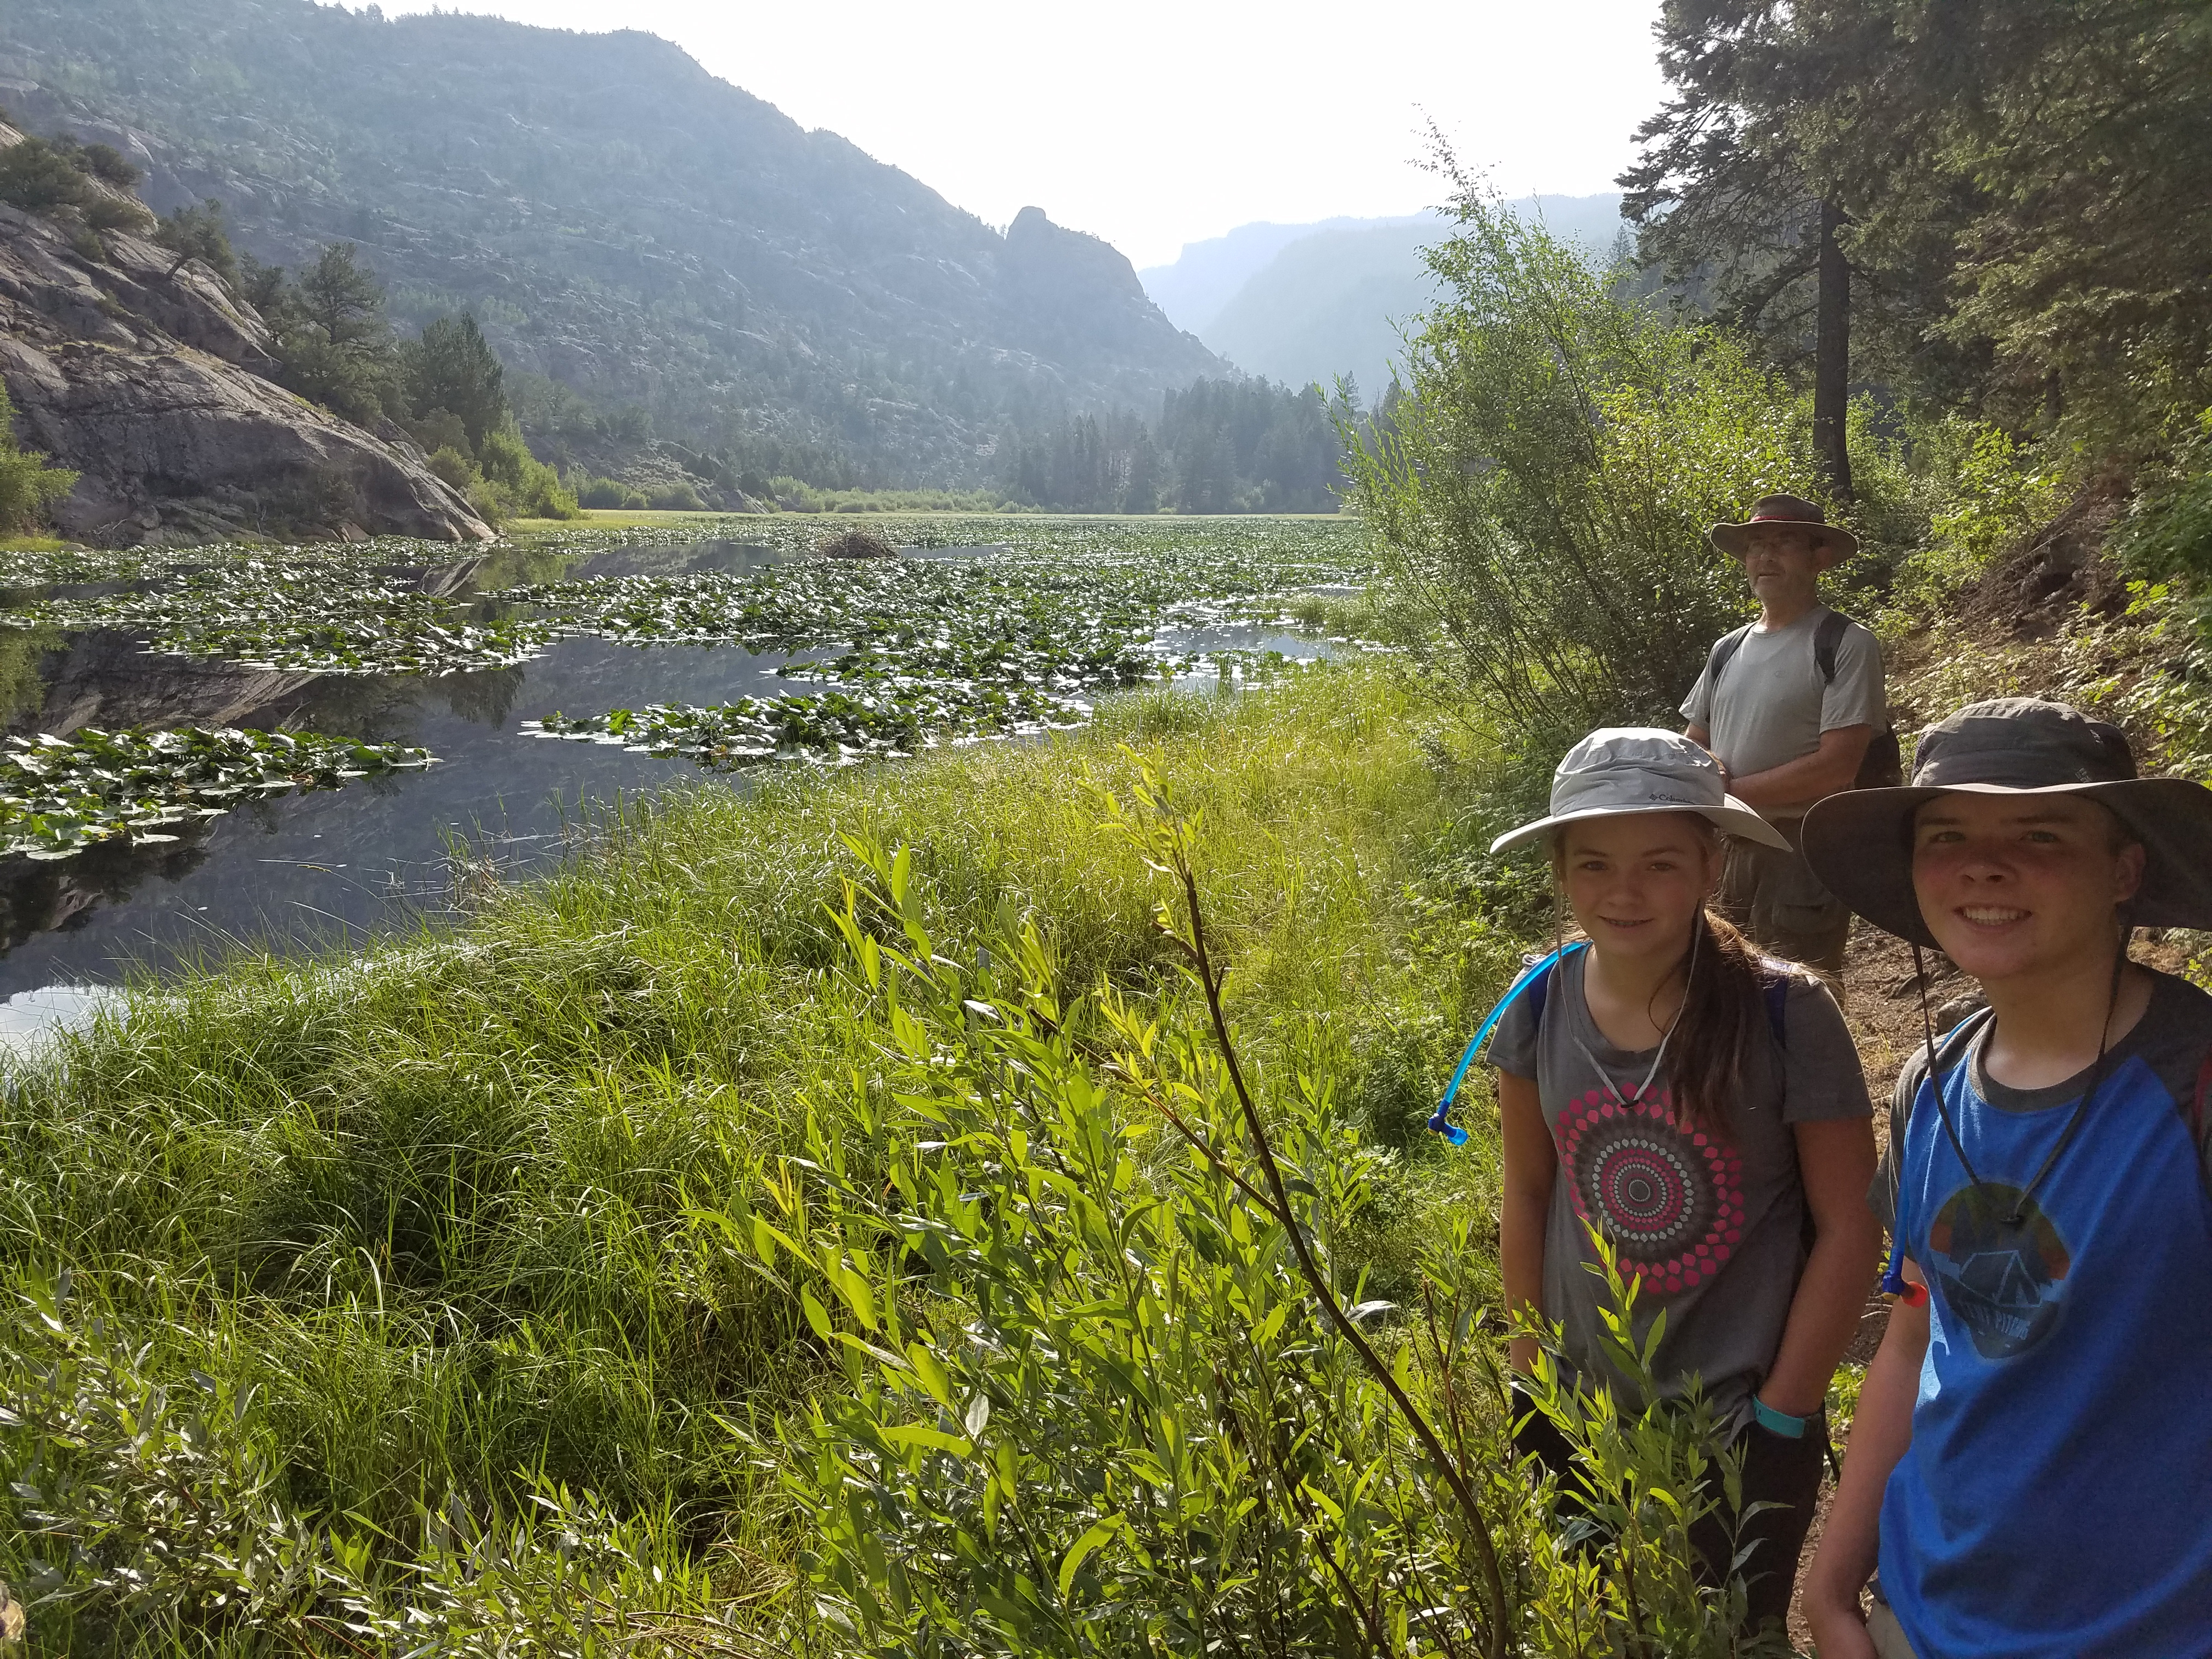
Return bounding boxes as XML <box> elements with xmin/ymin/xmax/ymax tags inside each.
<box><xmin>1880</xmin><ymin>1242</ymin><xmax>1928</xmax><ymax>1307</ymax></box>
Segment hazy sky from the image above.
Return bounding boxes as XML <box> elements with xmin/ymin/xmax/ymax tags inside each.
<box><xmin>366</xmin><ymin>0</ymin><xmax>1667</xmax><ymax>269</ymax></box>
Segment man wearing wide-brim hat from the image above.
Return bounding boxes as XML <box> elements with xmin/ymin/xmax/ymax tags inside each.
<box><xmin>1681</xmin><ymin>493</ymin><xmax>1889</xmax><ymax>974</ymax></box>
<box><xmin>1795</xmin><ymin>697</ymin><xmax>2212</xmax><ymax>1658</ymax></box>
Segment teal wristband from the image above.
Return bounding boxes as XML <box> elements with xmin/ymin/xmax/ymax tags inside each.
<box><xmin>1752</xmin><ymin>1397</ymin><xmax>1808</xmax><ymax>1438</ymax></box>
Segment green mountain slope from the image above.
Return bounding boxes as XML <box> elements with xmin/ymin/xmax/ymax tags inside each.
<box><xmin>0</xmin><ymin>0</ymin><xmax>1221</xmax><ymax>486</ymax></box>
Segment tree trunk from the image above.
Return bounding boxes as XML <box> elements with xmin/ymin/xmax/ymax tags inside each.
<box><xmin>1813</xmin><ymin>197</ymin><xmax>1853</xmax><ymax>504</ymax></box>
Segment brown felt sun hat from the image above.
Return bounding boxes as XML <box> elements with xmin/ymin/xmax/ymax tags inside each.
<box><xmin>1708</xmin><ymin>493</ymin><xmax>1859</xmax><ymax>566</ymax></box>
<box><xmin>1802</xmin><ymin>697</ymin><xmax>2212</xmax><ymax>948</ymax></box>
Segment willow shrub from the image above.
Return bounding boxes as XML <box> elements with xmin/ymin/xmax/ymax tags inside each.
<box><xmin>1338</xmin><ymin>178</ymin><xmax>1820</xmax><ymax>761</ymax></box>
<box><xmin>749</xmin><ymin>795</ymin><xmax>1787</xmax><ymax>1657</ymax></box>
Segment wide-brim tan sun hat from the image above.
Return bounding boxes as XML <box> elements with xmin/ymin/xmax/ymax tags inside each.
<box><xmin>1708</xmin><ymin>492</ymin><xmax>1859</xmax><ymax>566</ymax></box>
<box><xmin>1491</xmin><ymin>727</ymin><xmax>1792</xmax><ymax>855</ymax></box>
<box><xmin>1802</xmin><ymin>697</ymin><xmax>2212</xmax><ymax>949</ymax></box>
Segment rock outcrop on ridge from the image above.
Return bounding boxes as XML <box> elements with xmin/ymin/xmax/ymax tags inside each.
<box><xmin>0</xmin><ymin>134</ymin><xmax>492</xmax><ymax>546</ymax></box>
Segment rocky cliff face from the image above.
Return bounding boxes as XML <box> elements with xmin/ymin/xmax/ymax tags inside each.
<box><xmin>0</xmin><ymin>143</ymin><xmax>492</xmax><ymax>546</ymax></box>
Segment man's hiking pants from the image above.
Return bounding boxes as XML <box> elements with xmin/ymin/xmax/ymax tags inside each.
<box><xmin>1718</xmin><ymin>816</ymin><xmax>1852</xmax><ymax>975</ymax></box>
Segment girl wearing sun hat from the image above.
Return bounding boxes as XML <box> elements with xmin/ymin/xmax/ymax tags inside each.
<box><xmin>1456</xmin><ymin>726</ymin><xmax>1881</xmax><ymax>1632</ymax></box>
<box><xmin>1797</xmin><ymin>697</ymin><xmax>2212</xmax><ymax>1659</ymax></box>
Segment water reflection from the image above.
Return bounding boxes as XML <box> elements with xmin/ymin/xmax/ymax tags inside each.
<box><xmin>0</xmin><ymin>539</ymin><xmax>797</xmax><ymax>997</ymax></box>
<box><xmin>0</xmin><ymin>983</ymin><xmax>117</xmax><ymax>1064</ymax></box>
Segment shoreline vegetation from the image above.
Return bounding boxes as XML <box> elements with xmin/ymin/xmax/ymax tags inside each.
<box><xmin>1</xmin><ymin>509</ymin><xmax>1358</xmax><ymax>557</ymax></box>
<box><xmin>1</xmin><ymin>664</ymin><xmax>1519</xmax><ymax>1650</ymax></box>
<box><xmin>505</xmin><ymin>505</ymin><xmax>1358</xmax><ymax>537</ymax></box>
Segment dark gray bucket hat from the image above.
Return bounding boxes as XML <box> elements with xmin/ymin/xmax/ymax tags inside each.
<box><xmin>1491</xmin><ymin>727</ymin><xmax>1791</xmax><ymax>854</ymax></box>
<box><xmin>1802</xmin><ymin>696</ymin><xmax>2212</xmax><ymax>947</ymax></box>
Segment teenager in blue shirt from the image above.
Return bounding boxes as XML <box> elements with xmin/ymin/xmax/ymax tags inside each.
<box><xmin>1799</xmin><ymin>697</ymin><xmax>2212</xmax><ymax>1658</ymax></box>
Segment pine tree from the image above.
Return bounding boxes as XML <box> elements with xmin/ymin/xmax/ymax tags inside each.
<box><xmin>1122</xmin><ymin>429</ymin><xmax>1159</xmax><ymax>514</ymax></box>
<box><xmin>267</xmin><ymin>244</ymin><xmax>402</xmax><ymax>425</ymax></box>
<box><xmin>1624</xmin><ymin>0</ymin><xmax>2212</xmax><ymax>456</ymax></box>
<box><xmin>1887</xmin><ymin>0</ymin><xmax>2212</xmax><ymax>443</ymax></box>
<box><xmin>1621</xmin><ymin>2</ymin><xmax>1874</xmax><ymax>498</ymax></box>
<box><xmin>154</xmin><ymin>198</ymin><xmax>240</xmax><ymax>287</ymax></box>
<box><xmin>404</xmin><ymin>313</ymin><xmax>509</xmax><ymax>454</ymax></box>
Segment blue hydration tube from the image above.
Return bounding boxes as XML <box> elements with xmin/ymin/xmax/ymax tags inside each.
<box><xmin>1427</xmin><ymin>943</ymin><xmax>1587</xmax><ymax>1146</ymax></box>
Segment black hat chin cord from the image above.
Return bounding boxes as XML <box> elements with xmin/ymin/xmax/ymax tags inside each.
<box><xmin>2005</xmin><ymin>924</ymin><xmax>2128</xmax><ymax>1226</ymax></box>
<box><xmin>1911</xmin><ymin>942</ymin><xmax>1987</xmax><ymax>1188</ymax></box>
<box><xmin>1911</xmin><ymin>917</ymin><xmax>2130</xmax><ymax>1228</ymax></box>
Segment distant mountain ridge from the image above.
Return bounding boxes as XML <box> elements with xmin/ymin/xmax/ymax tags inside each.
<box><xmin>1144</xmin><ymin>196</ymin><xmax>1626</xmax><ymax>397</ymax></box>
<box><xmin>0</xmin><ymin>0</ymin><xmax>1222</xmax><ymax>487</ymax></box>
<box><xmin>1137</xmin><ymin>216</ymin><xmax>1431</xmax><ymax>338</ymax></box>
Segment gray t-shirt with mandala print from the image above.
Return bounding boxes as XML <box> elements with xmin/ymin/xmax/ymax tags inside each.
<box><xmin>1491</xmin><ymin>947</ymin><xmax>1871</xmax><ymax>1423</ymax></box>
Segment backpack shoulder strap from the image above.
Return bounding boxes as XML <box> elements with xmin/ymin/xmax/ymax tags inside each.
<box><xmin>1526</xmin><ymin>959</ymin><xmax>1556</xmax><ymax>1031</ymax></box>
<box><xmin>2186</xmin><ymin>1050</ymin><xmax>2212</xmax><ymax>1194</ymax></box>
<box><xmin>1878</xmin><ymin>1006</ymin><xmax>1995</xmax><ymax>1300</ymax></box>
<box><xmin>1522</xmin><ymin>940</ymin><xmax>1591</xmax><ymax>1036</ymax></box>
<box><xmin>1814</xmin><ymin>608</ymin><xmax>1850</xmax><ymax>686</ymax></box>
<box><xmin>1750</xmin><ymin>956</ymin><xmax>1802</xmax><ymax>1044</ymax></box>
<box><xmin>1707</xmin><ymin>622</ymin><xmax>1754</xmax><ymax>691</ymax></box>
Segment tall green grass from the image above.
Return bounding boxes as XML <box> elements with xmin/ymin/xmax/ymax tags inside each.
<box><xmin>0</xmin><ymin>664</ymin><xmax>1523</xmax><ymax>1651</ymax></box>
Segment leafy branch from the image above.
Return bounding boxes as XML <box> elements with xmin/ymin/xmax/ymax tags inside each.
<box><xmin>1103</xmin><ymin>758</ymin><xmax>1511</xmax><ymax>1658</ymax></box>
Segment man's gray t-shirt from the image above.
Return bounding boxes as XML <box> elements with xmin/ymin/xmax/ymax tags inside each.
<box><xmin>1492</xmin><ymin>949</ymin><xmax>1872</xmax><ymax>1424</ymax></box>
<box><xmin>1680</xmin><ymin>606</ymin><xmax>1885</xmax><ymax>810</ymax></box>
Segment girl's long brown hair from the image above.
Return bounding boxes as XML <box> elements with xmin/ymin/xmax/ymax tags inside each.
<box><xmin>1666</xmin><ymin>904</ymin><xmax>1772</xmax><ymax>1135</ymax></box>
<box><xmin>1553</xmin><ymin>820</ymin><xmax>1775</xmax><ymax>1136</ymax></box>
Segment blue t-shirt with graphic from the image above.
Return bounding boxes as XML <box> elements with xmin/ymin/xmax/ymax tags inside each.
<box><xmin>1876</xmin><ymin>971</ymin><xmax>2212</xmax><ymax>1657</ymax></box>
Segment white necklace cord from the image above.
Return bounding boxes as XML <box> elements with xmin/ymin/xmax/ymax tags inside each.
<box><xmin>1574</xmin><ymin>916</ymin><xmax>1701</xmax><ymax>1111</ymax></box>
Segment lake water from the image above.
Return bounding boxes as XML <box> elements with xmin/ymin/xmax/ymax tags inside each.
<box><xmin>0</xmin><ymin>539</ymin><xmax>1334</xmax><ymax>1000</ymax></box>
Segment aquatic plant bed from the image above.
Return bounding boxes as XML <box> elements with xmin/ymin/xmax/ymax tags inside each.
<box><xmin>0</xmin><ymin>520</ymin><xmax>1362</xmax><ymax>800</ymax></box>
<box><xmin>0</xmin><ymin>520</ymin><xmax>1368</xmax><ymax>699</ymax></box>
<box><xmin>0</xmin><ymin>535</ymin><xmax>490</xmax><ymax>588</ymax></box>
<box><xmin>12</xmin><ymin>558</ymin><xmax>548</xmax><ymax>675</ymax></box>
<box><xmin>0</xmin><ymin>727</ymin><xmax>435</xmax><ymax>859</ymax></box>
<box><xmin>526</xmin><ymin>680</ymin><xmax>1092</xmax><ymax>766</ymax></box>
<box><xmin>504</xmin><ymin>519</ymin><xmax>1370</xmax><ymax>759</ymax></box>
<box><xmin>500</xmin><ymin>526</ymin><xmax>1364</xmax><ymax>644</ymax></box>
